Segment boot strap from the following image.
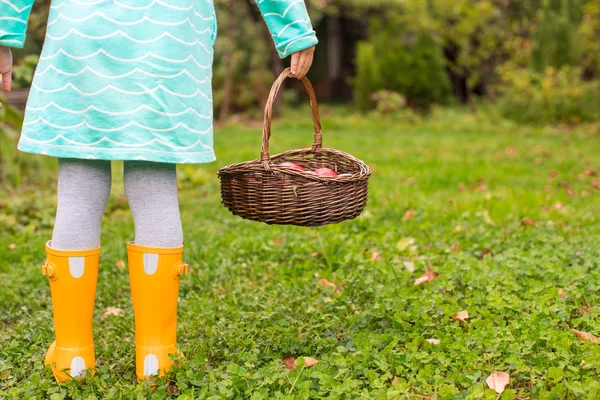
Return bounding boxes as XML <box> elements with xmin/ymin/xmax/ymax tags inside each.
<box><xmin>172</xmin><ymin>261</ymin><xmax>189</xmax><ymax>279</ymax></box>
<box><xmin>42</xmin><ymin>262</ymin><xmax>57</xmax><ymax>281</ymax></box>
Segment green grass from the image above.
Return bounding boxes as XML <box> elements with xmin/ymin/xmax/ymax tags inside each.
<box><xmin>1</xmin><ymin>107</ymin><xmax>599</xmax><ymax>399</ymax></box>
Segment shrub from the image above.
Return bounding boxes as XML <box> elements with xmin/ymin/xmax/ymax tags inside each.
<box><xmin>352</xmin><ymin>20</ymin><xmax>450</xmax><ymax>111</ymax></box>
<box><xmin>496</xmin><ymin>65</ymin><xmax>599</xmax><ymax>124</ymax></box>
<box><xmin>353</xmin><ymin>42</ymin><xmax>382</xmax><ymax>111</ymax></box>
<box><xmin>531</xmin><ymin>0</ymin><xmax>579</xmax><ymax>72</ymax></box>
<box><xmin>371</xmin><ymin>90</ymin><xmax>406</xmax><ymax>115</ymax></box>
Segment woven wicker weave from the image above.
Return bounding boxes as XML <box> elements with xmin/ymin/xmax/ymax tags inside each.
<box><xmin>217</xmin><ymin>68</ymin><xmax>371</xmax><ymax>226</ymax></box>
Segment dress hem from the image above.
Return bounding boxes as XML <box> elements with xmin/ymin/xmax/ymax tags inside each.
<box><xmin>17</xmin><ymin>140</ymin><xmax>217</xmax><ymax>165</ymax></box>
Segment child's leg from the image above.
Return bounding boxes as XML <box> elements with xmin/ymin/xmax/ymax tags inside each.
<box><xmin>123</xmin><ymin>161</ymin><xmax>187</xmax><ymax>380</ymax></box>
<box><xmin>52</xmin><ymin>158</ymin><xmax>112</xmax><ymax>250</ymax></box>
<box><xmin>43</xmin><ymin>158</ymin><xmax>110</xmax><ymax>382</ymax></box>
<box><xmin>123</xmin><ymin>161</ymin><xmax>183</xmax><ymax>247</ymax></box>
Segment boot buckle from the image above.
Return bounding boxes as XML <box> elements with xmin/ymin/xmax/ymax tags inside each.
<box><xmin>173</xmin><ymin>261</ymin><xmax>189</xmax><ymax>279</ymax></box>
<box><xmin>42</xmin><ymin>262</ymin><xmax>57</xmax><ymax>280</ymax></box>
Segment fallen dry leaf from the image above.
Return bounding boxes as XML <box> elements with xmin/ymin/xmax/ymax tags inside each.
<box><xmin>486</xmin><ymin>371</ymin><xmax>510</xmax><ymax>394</ymax></box>
<box><xmin>479</xmin><ymin>248</ymin><xmax>494</xmax><ymax>260</ymax></box>
<box><xmin>591</xmin><ymin>180</ymin><xmax>600</xmax><ymax>190</ymax></box>
<box><xmin>544</xmin><ymin>202</ymin><xmax>564</xmax><ymax>211</ymax></box>
<box><xmin>448</xmin><ymin>241</ymin><xmax>461</xmax><ymax>253</ymax></box>
<box><xmin>391</xmin><ymin>376</ymin><xmax>399</xmax><ymax>386</ymax></box>
<box><xmin>371</xmin><ymin>251</ymin><xmax>382</xmax><ymax>261</ymax></box>
<box><xmin>8</xmin><ymin>243</ymin><xmax>16</xmax><ymax>249</ymax></box>
<box><xmin>396</xmin><ymin>237</ymin><xmax>416</xmax><ymax>252</ymax></box>
<box><xmin>453</xmin><ymin>225</ymin><xmax>467</xmax><ymax>233</ymax></box>
<box><xmin>403</xmin><ymin>261</ymin><xmax>415</xmax><ymax>273</ymax></box>
<box><xmin>580</xmin><ymin>297</ymin><xmax>591</xmax><ymax>314</ymax></box>
<box><xmin>316</xmin><ymin>278</ymin><xmax>342</xmax><ymax>294</ymax></box>
<box><xmin>282</xmin><ymin>356</ymin><xmax>296</xmax><ymax>370</ymax></box>
<box><xmin>402</xmin><ymin>208</ymin><xmax>415</xmax><ymax>221</ymax></box>
<box><xmin>471</xmin><ymin>182</ymin><xmax>488</xmax><ymax>192</ymax></box>
<box><xmin>558</xmin><ymin>288</ymin><xmax>567</xmax><ymax>297</ymax></box>
<box><xmin>406</xmin><ymin>177</ymin><xmax>416</xmax><ymax>185</ymax></box>
<box><xmin>580</xmin><ymin>306</ymin><xmax>591</xmax><ymax>314</ymax></box>
<box><xmin>565</xmin><ymin>187</ymin><xmax>577</xmax><ymax>197</ymax></box>
<box><xmin>535</xmin><ymin>157</ymin><xmax>543</xmax><ymax>165</ymax></box>
<box><xmin>414</xmin><ymin>267</ymin><xmax>439</xmax><ymax>286</ymax></box>
<box><xmin>166</xmin><ymin>385</ymin><xmax>179</xmax><ymax>394</ymax></box>
<box><xmin>458</xmin><ymin>183</ymin><xmax>467</xmax><ymax>192</ymax></box>
<box><xmin>426</xmin><ymin>338</ymin><xmax>441</xmax><ymax>345</ymax></box>
<box><xmin>282</xmin><ymin>356</ymin><xmax>319</xmax><ymax>370</ymax></box>
<box><xmin>452</xmin><ymin>310</ymin><xmax>469</xmax><ymax>321</ymax></box>
<box><xmin>582</xmin><ymin>169</ymin><xmax>596</xmax><ymax>177</ymax></box>
<box><xmin>547</xmin><ymin>171</ymin><xmax>558</xmax><ymax>182</ymax></box>
<box><xmin>316</xmin><ymin>278</ymin><xmax>336</xmax><ymax>288</ymax></box>
<box><xmin>521</xmin><ymin>219</ymin><xmax>536</xmax><ymax>227</ymax></box>
<box><xmin>310</xmin><ymin>252</ymin><xmax>320</xmax><ymax>258</ymax></box>
<box><xmin>273</xmin><ymin>237</ymin><xmax>285</xmax><ymax>244</ymax></box>
<box><xmin>115</xmin><ymin>259</ymin><xmax>126</xmax><ymax>269</ymax></box>
<box><xmin>505</xmin><ymin>147</ymin><xmax>516</xmax><ymax>157</ymax></box>
<box><xmin>573</xmin><ymin>329</ymin><xmax>600</xmax><ymax>345</ymax></box>
<box><xmin>101</xmin><ymin>307</ymin><xmax>123</xmax><ymax>321</ymax></box>
<box><xmin>303</xmin><ymin>357</ymin><xmax>319</xmax><ymax>368</ymax></box>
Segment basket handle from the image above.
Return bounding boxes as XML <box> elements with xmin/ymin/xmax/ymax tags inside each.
<box><xmin>261</xmin><ymin>68</ymin><xmax>323</xmax><ymax>169</ymax></box>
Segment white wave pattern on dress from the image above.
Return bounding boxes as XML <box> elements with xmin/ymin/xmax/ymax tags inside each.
<box><xmin>36</xmin><ymin>65</ymin><xmax>210</xmax><ymax>84</ymax></box>
<box><xmin>40</xmin><ymin>49</ymin><xmax>211</xmax><ymax>69</ymax></box>
<box><xmin>0</xmin><ymin>0</ymin><xmax>32</xmax><ymax>12</ymax></box>
<box><xmin>24</xmin><ymin>117</ymin><xmax>213</xmax><ymax>135</ymax></box>
<box><xmin>46</xmin><ymin>29</ymin><xmax>213</xmax><ymax>50</ymax></box>
<box><xmin>27</xmin><ymin>102</ymin><xmax>213</xmax><ymax>118</ymax></box>
<box><xmin>47</xmin><ymin>13</ymin><xmax>214</xmax><ymax>35</ymax></box>
<box><xmin>31</xmin><ymin>82</ymin><xmax>212</xmax><ymax>100</ymax></box>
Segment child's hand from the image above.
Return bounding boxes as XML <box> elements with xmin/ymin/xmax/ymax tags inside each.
<box><xmin>0</xmin><ymin>45</ymin><xmax>13</xmax><ymax>109</ymax></box>
<box><xmin>290</xmin><ymin>46</ymin><xmax>315</xmax><ymax>79</ymax></box>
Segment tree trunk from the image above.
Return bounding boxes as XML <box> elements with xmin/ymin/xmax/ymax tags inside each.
<box><xmin>328</xmin><ymin>16</ymin><xmax>342</xmax><ymax>81</ymax></box>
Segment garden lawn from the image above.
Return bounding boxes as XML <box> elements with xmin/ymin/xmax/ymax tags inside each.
<box><xmin>1</xmin><ymin>107</ymin><xmax>599</xmax><ymax>399</ymax></box>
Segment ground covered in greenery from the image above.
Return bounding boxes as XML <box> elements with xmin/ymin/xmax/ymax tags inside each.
<box><xmin>1</xmin><ymin>108</ymin><xmax>599</xmax><ymax>399</ymax></box>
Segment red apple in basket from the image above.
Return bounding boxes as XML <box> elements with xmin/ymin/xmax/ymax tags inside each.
<box><xmin>312</xmin><ymin>168</ymin><xmax>338</xmax><ymax>177</ymax></box>
<box><xmin>278</xmin><ymin>162</ymin><xmax>306</xmax><ymax>172</ymax></box>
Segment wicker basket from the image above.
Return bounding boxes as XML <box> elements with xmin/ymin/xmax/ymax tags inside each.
<box><xmin>217</xmin><ymin>68</ymin><xmax>371</xmax><ymax>226</ymax></box>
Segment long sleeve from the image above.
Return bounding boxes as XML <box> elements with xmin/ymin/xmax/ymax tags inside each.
<box><xmin>0</xmin><ymin>0</ymin><xmax>34</xmax><ymax>48</ymax></box>
<box><xmin>256</xmin><ymin>0</ymin><xmax>318</xmax><ymax>59</ymax></box>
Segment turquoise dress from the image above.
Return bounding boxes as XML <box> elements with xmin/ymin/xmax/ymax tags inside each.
<box><xmin>0</xmin><ymin>0</ymin><xmax>318</xmax><ymax>164</ymax></box>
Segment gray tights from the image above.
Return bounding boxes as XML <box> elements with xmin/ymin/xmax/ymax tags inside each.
<box><xmin>51</xmin><ymin>158</ymin><xmax>183</xmax><ymax>250</ymax></box>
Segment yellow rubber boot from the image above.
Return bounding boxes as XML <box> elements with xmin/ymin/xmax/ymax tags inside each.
<box><xmin>42</xmin><ymin>242</ymin><xmax>99</xmax><ymax>382</ymax></box>
<box><xmin>127</xmin><ymin>243</ymin><xmax>188</xmax><ymax>380</ymax></box>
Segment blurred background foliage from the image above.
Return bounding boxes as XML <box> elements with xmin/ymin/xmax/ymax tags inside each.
<box><xmin>5</xmin><ymin>0</ymin><xmax>598</xmax><ymax>120</ymax></box>
<box><xmin>1</xmin><ymin>0</ymin><xmax>599</xmax><ymax>186</ymax></box>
